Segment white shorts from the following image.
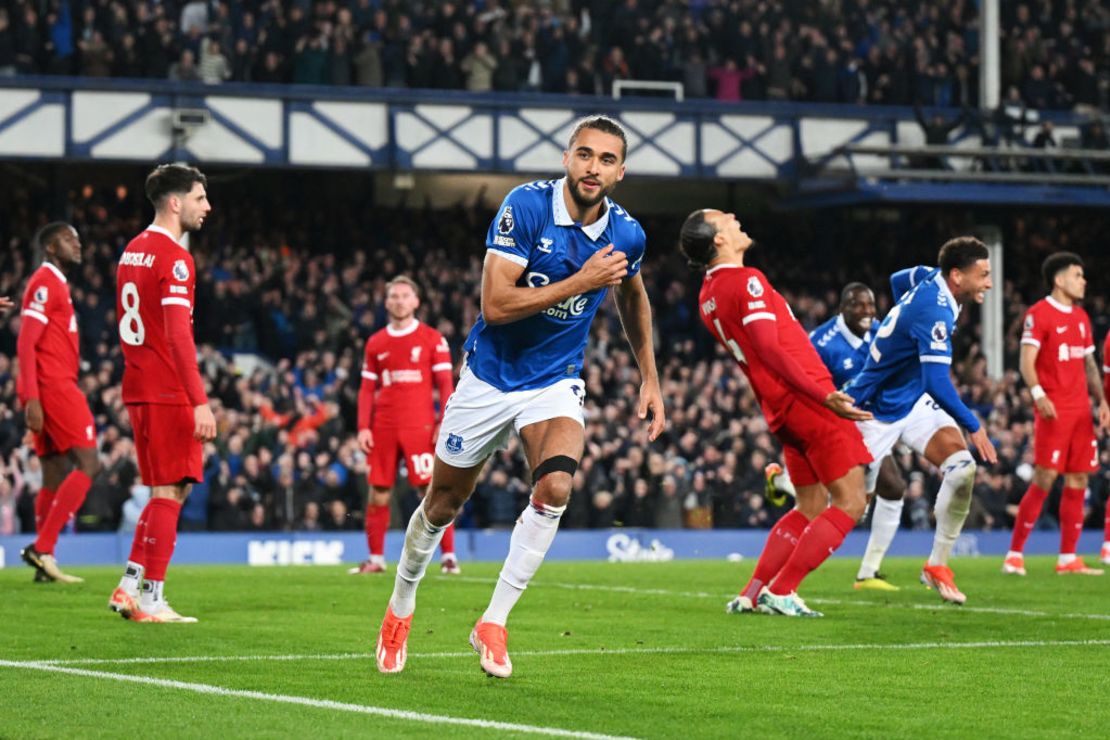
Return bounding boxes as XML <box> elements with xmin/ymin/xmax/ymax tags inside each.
<box><xmin>434</xmin><ymin>366</ymin><xmax>586</xmax><ymax>468</ymax></box>
<box><xmin>856</xmin><ymin>394</ymin><xmax>958</xmax><ymax>492</ymax></box>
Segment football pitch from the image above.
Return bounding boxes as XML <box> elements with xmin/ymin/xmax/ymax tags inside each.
<box><xmin>2</xmin><ymin>556</ymin><xmax>1108</xmax><ymax>738</ymax></box>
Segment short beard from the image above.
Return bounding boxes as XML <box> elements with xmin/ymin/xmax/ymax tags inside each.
<box><xmin>567</xmin><ymin>175</ymin><xmax>615</xmax><ymax>210</ymax></box>
<box><xmin>183</xmin><ymin>214</ymin><xmax>205</xmax><ymax>232</ymax></box>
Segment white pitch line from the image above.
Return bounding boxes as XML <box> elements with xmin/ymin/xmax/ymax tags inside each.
<box><xmin>14</xmin><ymin>638</ymin><xmax>1110</xmax><ymax>668</ymax></box>
<box><xmin>0</xmin><ymin>660</ymin><xmax>636</xmax><ymax>740</ymax></box>
<box><xmin>443</xmin><ymin>575</ymin><xmax>1110</xmax><ymax>622</ymax></box>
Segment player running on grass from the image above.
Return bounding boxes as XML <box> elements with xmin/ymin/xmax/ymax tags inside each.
<box><xmin>108</xmin><ymin>164</ymin><xmax>217</xmax><ymax>623</ymax></box>
<box><xmin>682</xmin><ymin>209</ymin><xmax>872</xmax><ymax>618</ymax></box>
<box><xmin>845</xmin><ymin>237</ymin><xmax>998</xmax><ymax>605</ymax></box>
<box><xmin>764</xmin><ymin>282</ymin><xmax>910</xmax><ymax>592</ymax></box>
<box><xmin>18</xmin><ymin>223</ymin><xmax>101</xmax><ymax>584</ymax></box>
<box><xmin>374</xmin><ymin>115</ymin><xmax>665</xmax><ymax>678</ymax></box>
<box><xmin>350</xmin><ymin>275</ymin><xmax>460</xmax><ymax>576</ymax></box>
<box><xmin>1004</xmin><ymin>252</ymin><xmax>1108</xmax><ymax>576</ymax></box>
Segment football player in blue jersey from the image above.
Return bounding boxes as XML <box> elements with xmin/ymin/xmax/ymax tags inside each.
<box><xmin>374</xmin><ymin>115</ymin><xmax>665</xmax><ymax>678</ymax></box>
<box><xmin>765</xmin><ymin>283</ymin><xmax>908</xmax><ymax>592</ymax></box>
<box><xmin>846</xmin><ymin>237</ymin><xmax>998</xmax><ymax>605</ymax></box>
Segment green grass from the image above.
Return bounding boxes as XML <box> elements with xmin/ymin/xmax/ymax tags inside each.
<box><xmin>2</xmin><ymin>556</ymin><xmax>1109</xmax><ymax>738</ymax></box>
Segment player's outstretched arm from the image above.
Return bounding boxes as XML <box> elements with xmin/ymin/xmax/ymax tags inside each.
<box><xmin>481</xmin><ymin>246</ymin><xmax>628</xmax><ymax>325</ymax></box>
<box><xmin>1084</xmin><ymin>353</ymin><xmax>1110</xmax><ymax>433</ymax></box>
<box><xmin>1019</xmin><ymin>342</ymin><xmax>1055</xmax><ymax>419</ymax></box>
<box><xmin>614</xmin><ymin>273</ymin><xmax>665</xmax><ymax>441</ymax></box>
<box><xmin>919</xmin><ymin>362</ymin><xmax>997</xmax><ymax>463</ymax></box>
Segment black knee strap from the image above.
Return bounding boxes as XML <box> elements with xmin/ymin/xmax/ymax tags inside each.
<box><xmin>533</xmin><ymin>455</ymin><xmax>578</xmax><ymax>481</ymax></box>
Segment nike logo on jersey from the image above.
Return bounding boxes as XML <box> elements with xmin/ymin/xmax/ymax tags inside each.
<box><xmin>377</xmin><ymin>352</ymin><xmax>389</xmax><ymax>360</ymax></box>
<box><xmin>1056</xmin><ymin>326</ymin><xmax>1067</xmax><ymax>333</ymax></box>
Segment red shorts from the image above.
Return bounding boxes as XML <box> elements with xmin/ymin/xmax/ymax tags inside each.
<box><xmin>775</xmin><ymin>398</ymin><xmax>873</xmax><ymax>488</ymax></box>
<box><xmin>369</xmin><ymin>423</ymin><xmax>435</xmax><ymax>489</ymax></box>
<box><xmin>1034</xmin><ymin>409</ymin><xmax>1098</xmax><ymax>474</ymax></box>
<box><xmin>31</xmin><ymin>383</ymin><xmax>96</xmax><ymax>457</ymax></box>
<box><xmin>127</xmin><ymin>403</ymin><xmax>203</xmax><ymax>487</ymax></box>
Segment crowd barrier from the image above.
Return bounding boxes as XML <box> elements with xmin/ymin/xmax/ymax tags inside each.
<box><xmin>0</xmin><ymin>529</ymin><xmax>1102</xmax><ymax>568</ymax></box>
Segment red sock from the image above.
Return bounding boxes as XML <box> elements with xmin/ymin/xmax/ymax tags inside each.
<box><xmin>770</xmin><ymin>507</ymin><xmax>856</xmax><ymax>595</ymax></box>
<box><xmin>34</xmin><ymin>486</ymin><xmax>56</xmax><ymax>532</ymax></box>
<box><xmin>34</xmin><ymin>471</ymin><xmax>91</xmax><ymax>555</ymax></box>
<box><xmin>1010</xmin><ymin>483</ymin><xmax>1048</xmax><ymax>553</ymax></box>
<box><xmin>127</xmin><ymin>508</ymin><xmax>149</xmax><ymax>566</ymax></box>
<box><xmin>1059</xmin><ymin>487</ymin><xmax>1085</xmax><ymax>555</ymax></box>
<box><xmin>741</xmin><ymin>509</ymin><xmax>809</xmax><ymax>601</ymax></box>
<box><xmin>141</xmin><ymin>498</ymin><xmax>182</xmax><ymax>581</ymax></box>
<box><xmin>365</xmin><ymin>504</ymin><xmax>390</xmax><ymax>557</ymax></box>
<box><xmin>440</xmin><ymin>521</ymin><xmax>456</xmax><ymax>556</ymax></box>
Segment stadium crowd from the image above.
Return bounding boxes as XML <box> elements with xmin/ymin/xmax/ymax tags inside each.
<box><xmin>1</xmin><ymin>176</ymin><xmax>1110</xmax><ymax>539</ymax></box>
<box><xmin>0</xmin><ymin>0</ymin><xmax>1107</xmax><ymax>111</ymax></box>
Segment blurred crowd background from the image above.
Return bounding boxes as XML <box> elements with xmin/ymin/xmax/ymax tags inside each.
<box><xmin>0</xmin><ymin>0</ymin><xmax>1107</xmax><ymax>111</ymax></box>
<box><xmin>2</xmin><ymin>171</ymin><xmax>1109</xmax><ymax>537</ymax></box>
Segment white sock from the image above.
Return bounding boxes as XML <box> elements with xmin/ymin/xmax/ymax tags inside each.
<box><xmin>928</xmin><ymin>450</ymin><xmax>976</xmax><ymax>567</ymax></box>
<box><xmin>1058</xmin><ymin>553</ymin><xmax>1077</xmax><ymax>566</ymax></box>
<box><xmin>118</xmin><ymin>560</ymin><xmax>143</xmax><ymax>594</ymax></box>
<box><xmin>482</xmin><ymin>499</ymin><xmax>566</xmax><ymax>626</ymax></box>
<box><xmin>369</xmin><ymin>554</ymin><xmax>386</xmax><ymax>567</ymax></box>
<box><xmin>857</xmin><ymin>497</ymin><xmax>904</xmax><ymax>579</ymax></box>
<box><xmin>1006</xmin><ymin>550</ymin><xmax>1023</xmax><ymax>560</ymax></box>
<box><xmin>139</xmin><ymin>579</ymin><xmax>164</xmax><ymax>611</ymax></box>
<box><xmin>388</xmin><ymin>502</ymin><xmax>445</xmax><ymax>619</ymax></box>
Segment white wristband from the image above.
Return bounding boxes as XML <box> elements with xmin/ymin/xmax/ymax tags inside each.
<box><xmin>1031</xmin><ymin>385</ymin><xmax>1046</xmax><ymax>401</ymax></box>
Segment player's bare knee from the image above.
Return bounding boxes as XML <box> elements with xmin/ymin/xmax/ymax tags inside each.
<box><xmin>531</xmin><ymin>455</ymin><xmax>577</xmax><ymax>507</ymax></box>
<box><xmin>1063</xmin><ymin>473</ymin><xmax>1088</xmax><ymax>490</ymax></box>
<box><xmin>1032</xmin><ymin>466</ymin><xmax>1058</xmax><ymax>490</ymax></box>
<box><xmin>794</xmin><ymin>485</ymin><xmax>828</xmax><ymax>519</ymax></box>
<box><xmin>73</xmin><ymin>449</ymin><xmax>100</xmax><ymax>479</ymax></box>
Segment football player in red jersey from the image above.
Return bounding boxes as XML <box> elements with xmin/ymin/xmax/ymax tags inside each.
<box><xmin>17</xmin><ymin>222</ymin><xmax>101</xmax><ymax>584</ymax></box>
<box><xmin>1004</xmin><ymin>252</ymin><xmax>1110</xmax><ymax>576</ymax></box>
<box><xmin>108</xmin><ymin>164</ymin><xmax>217</xmax><ymax>623</ymax></box>
<box><xmin>1102</xmin><ymin>330</ymin><xmax>1110</xmax><ymax>565</ymax></box>
<box><xmin>349</xmin><ymin>276</ymin><xmax>459</xmax><ymax>575</ymax></box>
<box><xmin>681</xmin><ymin>208</ymin><xmax>872</xmax><ymax>617</ymax></box>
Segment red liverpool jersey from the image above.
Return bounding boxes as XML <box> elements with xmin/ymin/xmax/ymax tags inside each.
<box><xmin>17</xmin><ymin>262</ymin><xmax>79</xmax><ymax>400</ymax></box>
<box><xmin>117</xmin><ymin>226</ymin><xmax>206</xmax><ymax>406</ymax></box>
<box><xmin>359</xmin><ymin>321</ymin><xmax>453</xmax><ymax>428</ymax></box>
<box><xmin>1021</xmin><ymin>296</ymin><xmax>1094</xmax><ymax>412</ymax></box>
<box><xmin>699</xmin><ymin>264</ymin><xmax>835</xmax><ymax>430</ymax></box>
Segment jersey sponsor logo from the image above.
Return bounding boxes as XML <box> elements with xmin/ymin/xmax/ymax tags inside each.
<box><xmin>445</xmin><ymin>433</ymin><xmax>464</xmax><ymax>454</ymax></box>
<box><xmin>497</xmin><ymin>205</ymin><xmax>514</xmax><ymax>235</ymax></box>
<box><xmin>119</xmin><ymin>252</ymin><xmax>155</xmax><ymax>268</ymax></box>
<box><xmin>383</xmin><ymin>369</ymin><xmax>423</xmax><ymax>384</ymax></box>
<box><xmin>527</xmin><ymin>271</ymin><xmax>589</xmax><ymax>320</ymax></box>
<box><xmin>410</xmin><ymin>346</ymin><xmax>422</xmax><ymax>363</ymax></box>
<box><xmin>537</xmin><ymin>238</ymin><xmax>554</xmax><ymax>253</ymax></box>
<box><xmin>172</xmin><ymin>259</ymin><xmax>190</xmax><ymax>281</ymax></box>
<box><xmin>1058</xmin><ymin>345</ymin><xmax>1085</xmax><ymax>361</ymax></box>
<box><xmin>746</xmin><ymin>276</ymin><xmax>764</xmax><ymax>297</ymax></box>
<box><xmin>34</xmin><ymin>286</ymin><xmax>48</xmax><ymax>304</ymax></box>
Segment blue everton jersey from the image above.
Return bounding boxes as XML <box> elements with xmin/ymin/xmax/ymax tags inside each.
<box><xmin>809</xmin><ymin>314</ymin><xmax>872</xmax><ymax>389</ymax></box>
<box><xmin>463</xmin><ymin>178</ymin><xmax>647</xmax><ymax>392</ymax></box>
<box><xmin>845</xmin><ymin>267</ymin><xmax>959</xmax><ymax>422</ymax></box>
